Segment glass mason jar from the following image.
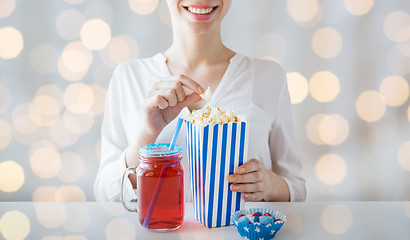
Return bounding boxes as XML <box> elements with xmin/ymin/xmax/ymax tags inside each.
<box><xmin>121</xmin><ymin>143</ymin><xmax>184</xmax><ymax>232</ymax></box>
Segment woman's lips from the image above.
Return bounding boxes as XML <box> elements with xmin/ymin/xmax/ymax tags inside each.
<box><xmin>183</xmin><ymin>5</ymin><xmax>218</xmax><ymax>21</ymax></box>
<box><xmin>187</xmin><ymin>6</ymin><xmax>215</xmax><ymax>14</ymax></box>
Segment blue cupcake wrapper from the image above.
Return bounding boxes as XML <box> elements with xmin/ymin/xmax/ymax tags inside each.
<box><xmin>231</xmin><ymin>208</ymin><xmax>287</xmax><ymax>240</ymax></box>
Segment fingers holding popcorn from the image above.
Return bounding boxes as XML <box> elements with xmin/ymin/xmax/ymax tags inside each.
<box><xmin>152</xmin><ymin>80</ymin><xmax>185</xmax><ymax>102</ymax></box>
<box><xmin>166</xmin><ymin>74</ymin><xmax>205</xmax><ymax>95</ymax></box>
<box><xmin>146</xmin><ymin>89</ymin><xmax>178</xmax><ymax>108</ymax></box>
<box><xmin>143</xmin><ymin>74</ymin><xmax>205</xmax><ymax>135</ymax></box>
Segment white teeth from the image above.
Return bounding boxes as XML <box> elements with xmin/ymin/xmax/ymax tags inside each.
<box><xmin>187</xmin><ymin>7</ymin><xmax>214</xmax><ymax>14</ymax></box>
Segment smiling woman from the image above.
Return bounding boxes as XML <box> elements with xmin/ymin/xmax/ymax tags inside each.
<box><xmin>167</xmin><ymin>0</ymin><xmax>231</xmax><ymax>35</ymax></box>
<box><xmin>0</xmin><ymin>0</ymin><xmax>408</xmax><ymax>214</ymax></box>
<box><xmin>94</xmin><ymin>0</ymin><xmax>307</xmax><ymax>204</ymax></box>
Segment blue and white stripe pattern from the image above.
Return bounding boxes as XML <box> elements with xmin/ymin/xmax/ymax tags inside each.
<box><xmin>185</xmin><ymin>120</ymin><xmax>249</xmax><ymax>228</ymax></box>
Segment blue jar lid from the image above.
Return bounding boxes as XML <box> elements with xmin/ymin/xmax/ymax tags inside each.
<box><xmin>139</xmin><ymin>143</ymin><xmax>183</xmax><ymax>157</ymax></box>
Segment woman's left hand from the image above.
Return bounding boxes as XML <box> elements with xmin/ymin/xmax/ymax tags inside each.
<box><xmin>227</xmin><ymin>159</ymin><xmax>290</xmax><ymax>202</ymax></box>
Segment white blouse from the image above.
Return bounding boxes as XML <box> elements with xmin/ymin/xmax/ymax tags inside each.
<box><xmin>94</xmin><ymin>53</ymin><xmax>307</xmax><ymax>202</ymax></box>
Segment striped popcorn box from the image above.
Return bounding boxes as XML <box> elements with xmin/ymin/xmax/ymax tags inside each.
<box><xmin>185</xmin><ymin>120</ymin><xmax>249</xmax><ymax>228</ymax></box>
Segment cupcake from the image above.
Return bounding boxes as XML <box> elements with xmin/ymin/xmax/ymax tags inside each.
<box><xmin>231</xmin><ymin>208</ymin><xmax>287</xmax><ymax>240</ymax></box>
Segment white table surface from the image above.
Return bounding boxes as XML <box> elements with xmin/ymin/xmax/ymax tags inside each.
<box><xmin>1</xmin><ymin>201</ymin><xmax>410</xmax><ymax>239</ymax></box>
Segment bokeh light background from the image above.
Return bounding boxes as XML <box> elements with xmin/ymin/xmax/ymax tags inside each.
<box><xmin>0</xmin><ymin>0</ymin><xmax>409</xmax><ymax>202</ymax></box>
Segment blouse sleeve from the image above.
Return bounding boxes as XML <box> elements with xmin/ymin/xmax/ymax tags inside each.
<box><xmin>268</xmin><ymin>71</ymin><xmax>307</xmax><ymax>202</ymax></box>
<box><xmin>94</xmin><ymin>67</ymin><xmax>131</xmax><ymax>201</ymax></box>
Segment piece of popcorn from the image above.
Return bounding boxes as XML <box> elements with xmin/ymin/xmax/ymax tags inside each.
<box><xmin>200</xmin><ymin>87</ymin><xmax>212</xmax><ymax>102</ymax></box>
<box><xmin>185</xmin><ymin>106</ymin><xmax>247</xmax><ymax>126</ymax></box>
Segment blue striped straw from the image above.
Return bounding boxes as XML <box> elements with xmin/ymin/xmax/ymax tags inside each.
<box><xmin>169</xmin><ymin>118</ymin><xmax>183</xmax><ymax>150</ymax></box>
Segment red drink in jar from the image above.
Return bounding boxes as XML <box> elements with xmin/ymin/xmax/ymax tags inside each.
<box><xmin>138</xmin><ymin>143</ymin><xmax>184</xmax><ymax>231</ymax></box>
<box><xmin>122</xmin><ymin>143</ymin><xmax>184</xmax><ymax>231</ymax></box>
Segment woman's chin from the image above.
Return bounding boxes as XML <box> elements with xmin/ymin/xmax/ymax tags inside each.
<box><xmin>183</xmin><ymin>22</ymin><xmax>219</xmax><ymax>35</ymax></box>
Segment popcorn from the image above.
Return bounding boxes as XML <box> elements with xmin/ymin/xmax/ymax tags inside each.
<box><xmin>185</xmin><ymin>106</ymin><xmax>249</xmax><ymax>228</ymax></box>
<box><xmin>185</xmin><ymin>106</ymin><xmax>247</xmax><ymax>126</ymax></box>
<box><xmin>200</xmin><ymin>87</ymin><xmax>213</xmax><ymax>102</ymax></box>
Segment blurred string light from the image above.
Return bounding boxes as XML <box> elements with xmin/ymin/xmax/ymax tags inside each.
<box><xmin>408</xmin><ymin>106</ymin><xmax>410</xmax><ymax>121</ymax></box>
<box><xmin>383</xmin><ymin>11</ymin><xmax>410</xmax><ymax>43</ymax></box>
<box><xmin>399</xmin><ymin>141</ymin><xmax>410</xmax><ymax>171</ymax></box>
<box><xmin>60</xmin><ymin>42</ymin><xmax>92</xmax><ymax>74</ymax></box>
<box><xmin>80</xmin><ymin>19</ymin><xmax>111</xmax><ymax>50</ymax></box>
<box><xmin>343</xmin><ymin>0</ymin><xmax>374</xmax><ymax>16</ymax></box>
<box><xmin>312</xmin><ymin>27</ymin><xmax>343</xmax><ymax>59</ymax></box>
<box><xmin>29</xmin><ymin>102</ymin><xmax>59</xmax><ymax>128</ymax></box>
<box><xmin>319</xmin><ymin>114</ymin><xmax>349</xmax><ymax>145</ymax></box>
<box><xmin>320</xmin><ymin>204</ymin><xmax>353</xmax><ymax>235</ymax></box>
<box><xmin>89</xmin><ymin>84</ymin><xmax>107</xmax><ymax>115</ymax></box>
<box><xmin>287</xmin><ymin>72</ymin><xmax>309</xmax><ymax>104</ymax></box>
<box><xmin>398</xmin><ymin>40</ymin><xmax>410</xmax><ymax>57</ymax></box>
<box><xmin>58</xmin><ymin>41</ymin><xmax>93</xmax><ymax>81</ymax></box>
<box><xmin>49</xmin><ymin>118</ymin><xmax>80</xmax><ymax>147</ymax></box>
<box><xmin>32</xmin><ymin>185</ymin><xmax>86</xmax><ymax>202</ymax></box>
<box><xmin>55</xmin><ymin>186</ymin><xmax>86</xmax><ymax>202</ymax></box>
<box><xmin>355</xmin><ymin>91</ymin><xmax>387</xmax><ymax>122</ymax></box>
<box><xmin>129</xmin><ymin>0</ymin><xmax>159</xmax><ymax>15</ymax></box>
<box><xmin>62</xmin><ymin>50</ymin><xmax>90</xmax><ymax>73</ymax></box>
<box><xmin>12</xmin><ymin>125</ymin><xmax>42</xmax><ymax>146</ymax></box>
<box><xmin>0</xmin><ymin>27</ymin><xmax>24</xmax><ymax>59</ymax></box>
<box><xmin>0</xmin><ymin>0</ymin><xmax>15</xmax><ymax>18</ymax></box>
<box><xmin>35</xmin><ymin>203</ymin><xmax>67</xmax><ymax>228</ymax></box>
<box><xmin>29</xmin><ymin>145</ymin><xmax>61</xmax><ymax>179</ymax></box>
<box><xmin>309</xmin><ymin>71</ymin><xmax>340</xmax><ymax>102</ymax></box>
<box><xmin>0</xmin><ymin>161</ymin><xmax>25</xmax><ymax>192</ymax></box>
<box><xmin>0</xmin><ymin>211</ymin><xmax>30</xmax><ymax>240</ymax></box>
<box><xmin>62</xmin><ymin>111</ymin><xmax>94</xmax><ymax>135</ymax></box>
<box><xmin>315</xmin><ymin>154</ymin><xmax>347</xmax><ymax>185</ymax></box>
<box><xmin>34</xmin><ymin>85</ymin><xmax>64</xmax><ymax>117</ymax></box>
<box><xmin>0</xmin><ymin>119</ymin><xmax>12</xmax><ymax>149</ymax></box>
<box><xmin>287</xmin><ymin>0</ymin><xmax>319</xmax><ymax>23</ymax></box>
<box><xmin>306</xmin><ymin>114</ymin><xmax>327</xmax><ymax>145</ymax></box>
<box><xmin>12</xmin><ymin>104</ymin><xmax>41</xmax><ymax>134</ymax></box>
<box><xmin>306</xmin><ymin>114</ymin><xmax>349</xmax><ymax>145</ymax></box>
<box><xmin>33</xmin><ymin>96</ymin><xmax>61</xmax><ymax>118</ymax></box>
<box><xmin>105</xmin><ymin>218</ymin><xmax>137</xmax><ymax>240</ymax></box>
<box><xmin>100</xmin><ymin>35</ymin><xmax>139</xmax><ymax>69</ymax></box>
<box><xmin>56</xmin><ymin>9</ymin><xmax>85</xmax><ymax>41</ymax></box>
<box><xmin>63</xmin><ymin>83</ymin><xmax>94</xmax><ymax>114</ymax></box>
<box><xmin>32</xmin><ymin>186</ymin><xmax>58</xmax><ymax>201</ymax></box>
<box><xmin>379</xmin><ymin>75</ymin><xmax>410</xmax><ymax>107</ymax></box>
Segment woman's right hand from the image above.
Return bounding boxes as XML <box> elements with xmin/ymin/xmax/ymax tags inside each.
<box><xmin>142</xmin><ymin>74</ymin><xmax>205</xmax><ymax>137</ymax></box>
